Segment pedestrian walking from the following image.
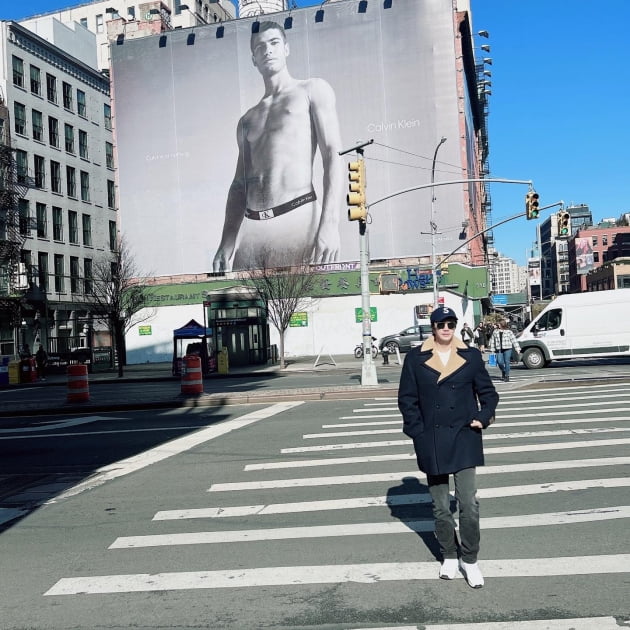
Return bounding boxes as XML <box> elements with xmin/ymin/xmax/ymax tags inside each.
<box><xmin>398</xmin><ymin>306</ymin><xmax>499</xmax><ymax>588</ymax></box>
<box><xmin>473</xmin><ymin>324</ymin><xmax>487</xmax><ymax>353</ymax></box>
<box><xmin>489</xmin><ymin>320</ymin><xmax>521</xmax><ymax>382</ymax></box>
<box><xmin>35</xmin><ymin>344</ymin><xmax>48</xmax><ymax>381</ymax></box>
<box><xmin>460</xmin><ymin>322</ymin><xmax>474</xmax><ymax>347</ymax></box>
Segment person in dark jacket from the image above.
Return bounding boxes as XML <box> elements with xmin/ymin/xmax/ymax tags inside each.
<box><xmin>398</xmin><ymin>306</ymin><xmax>499</xmax><ymax>588</ymax></box>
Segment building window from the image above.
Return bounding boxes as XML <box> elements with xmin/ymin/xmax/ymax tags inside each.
<box><xmin>38</xmin><ymin>252</ymin><xmax>49</xmax><ymax>292</ymax></box>
<box><xmin>80</xmin><ymin>171</ymin><xmax>90</xmax><ymax>202</ymax></box>
<box><xmin>79</xmin><ymin>130</ymin><xmax>88</xmax><ymax>159</ymax></box>
<box><xmin>70</xmin><ymin>256</ymin><xmax>80</xmax><ymax>293</ymax></box>
<box><xmin>53</xmin><ymin>206</ymin><xmax>63</xmax><ymax>241</ymax></box>
<box><xmin>12</xmin><ymin>56</ymin><xmax>24</xmax><ymax>88</ymax></box>
<box><xmin>18</xmin><ymin>199</ymin><xmax>30</xmax><ymax>236</ymax></box>
<box><xmin>15</xmin><ymin>150</ymin><xmax>28</xmax><ymax>185</ymax></box>
<box><xmin>36</xmin><ymin>202</ymin><xmax>47</xmax><ymax>238</ymax></box>
<box><xmin>64</xmin><ymin>123</ymin><xmax>75</xmax><ymax>153</ymax></box>
<box><xmin>77</xmin><ymin>89</ymin><xmax>87</xmax><ymax>117</ymax></box>
<box><xmin>105</xmin><ymin>141</ymin><xmax>114</xmax><ymax>168</ymax></box>
<box><xmin>109</xmin><ymin>220</ymin><xmax>117</xmax><ymax>251</ymax></box>
<box><xmin>592</xmin><ymin>235</ymin><xmax>598</xmax><ymax>246</ymax></box>
<box><xmin>68</xmin><ymin>210</ymin><xmax>79</xmax><ymax>244</ymax></box>
<box><xmin>48</xmin><ymin>116</ymin><xmax>59</xmax><ymax>147</ymax></box>
<box><xmin>62</xmin><ymin>81</ymin><xmax>73</xmax><ymax>110</ymax></box>
<box><xmin>107</xmin><ymin>179</ymin><xmax>116</xmax><ymax>209</ymax></box>
<box><xmin>79</xmin><ymin>17</ymin><xmax>88</xmax><ymax>28</ymax></box>
<box><xmin>602</xmin><ymin>235</ymin><xmax>608</xmax><ymax>246</ymax></box>
<box><xmin>50</xmin><ymin>160</ymin><xmax>61</xmax><ymax>193</ymax></box>
<box><xmin>82</xmin><ymin>214</ymin><xmax>92</xmax><ymax>246</ymax></box>
<box><xmin>34</xmin><ymin>155</ymin><xmax>46</xmax><ymax>188</ymax></box>
<box><xmin>14</xmin><ymin>102</ymin><xmax>26</xmax><ymax>135</ymax></box>
<box><xmin>54</xmin><ymin>254</ymin><xmax>65</xmax><ymax>293</ymax></box>
<box><xmin>66</xmin><ymin>166</ymin><xmax>76</xmax><ymax>198</ymax></box>
<box><xmin>128</xmin><ymin>6</ymin><xmax>136</xmax><ymax>19</ymax></box>
<box><xmin>84</xmin><ymin>258</ymin><xmax>93</xmax><ymax>294</ymax></box>
<box><xmin>30</xmin><ymin>65</ymin><xmax>41</xmax><ymax>95</ymax></box>
<box><xmin>96</xmin><ymin>14</ymin><xmax>104</xmax><ymax>33</ymax></box>
<box><xmin>104</xmin><ymin>103</ymin><xmax>112</xmax><ymax>130</ymax></box>
<box><xmin>32</xmin><ymin>109</ymin><xmax>43</xmax><ymax>142</ymax></box>
<box><xmin>593</xmin><ymin>251</ymin><xmax>600</xmax><ymax>263</ymax></box>
<box><xmin>46</xmin><ymin>73</ymin><xmax>57</xmax><ymax>103</ymax></box>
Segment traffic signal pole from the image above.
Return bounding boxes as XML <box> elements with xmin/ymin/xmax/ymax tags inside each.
<box><xmin>341</xmin><ymin>140</ymin><xmax>378</xmax><ymax>386</ymax></box>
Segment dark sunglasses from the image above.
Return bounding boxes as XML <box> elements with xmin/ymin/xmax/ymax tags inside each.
<box><xmin>435</xmin><ymin>321</ymin><xmax>457</xmax><ymax>330</ymax></box>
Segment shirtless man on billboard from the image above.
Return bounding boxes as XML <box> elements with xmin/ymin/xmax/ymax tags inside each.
<box><xmin>212</xmin><ymin>21</ymin><xmax>344</xmax><ymax>272</ymax></box>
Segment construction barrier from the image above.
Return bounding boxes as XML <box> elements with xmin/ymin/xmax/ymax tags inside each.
<box><xmin>20</xmin><ymin>357</ymin><xmax>37</xmax><ymax>383</ymax></box>
<box><xmin>8</xmin><ymin>359</ymin><xmax>20</xmax><ymax>385</ymax></box>
<box><xmin>67</xmin><ymin>364</ymin><xmax>90</xmax><ymax>403</ymax></box>
<box><xmin>181</xmin><ymin>355</ymin><xmax>203</xmax><ymax>395</ymax></box>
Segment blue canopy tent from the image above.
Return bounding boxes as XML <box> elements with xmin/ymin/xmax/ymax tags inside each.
<box><xmin>172</xmin><ymin>319</ymin><xmax>214</xmax><ymax>376</ymax></box>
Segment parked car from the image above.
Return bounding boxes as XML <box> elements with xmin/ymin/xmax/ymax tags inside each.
<box><xmin>378</xmin><ymin>324</ymin><xmax>432</xmax><ymax>354</ymax></box>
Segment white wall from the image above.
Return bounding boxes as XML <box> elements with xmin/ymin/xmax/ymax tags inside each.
<box><xmin>125</xmin><ymin>292</ymin><xmax>475</xmax><ymax>363</ymax></box>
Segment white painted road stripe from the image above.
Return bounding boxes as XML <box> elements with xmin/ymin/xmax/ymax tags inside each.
<box><xmin>209</xmin><ymin>456</ymin><xmax>630</xmax><ymax>491</ymax></box>
<box><xmin>0</xmin><ymin>416</ymin><xmax>128</xmax><ymax>434</ymax></box>
<box><xmin>154</xmin><ymin>478</ymin><xmax>630</xmax><ymax>520</ymax></box>
<box><xmin>249</xmin><ymin>438</ymin><xmax>630</xmax><ymax>469</ymax></box>
<box><xmin>50</xmin><ymin>402</ymin><xmax>303</xmax><ymax>500</ymax></box>
<box><xmin>324</xmin><ymin>415</ymin><xmax>630</xmax><ymax>429</ymax></box>
<box><xmin>303</xmin><ymin>426</ymin><xmax>630</xmax><ymax>440</ymax></box>
<box><xmin>109</xmin><ymin>506</ymin><xmax>630</xmax><ymax>549</ymax></box>
<box><xmin>354</xmin><ymin>617</ymin><xmax>623</xmax><ymax>630</ymax></box>
<box><xmin>44</xmin><ymin>554</ymin><xmax>630</xmax><ymax>595</ymax></box>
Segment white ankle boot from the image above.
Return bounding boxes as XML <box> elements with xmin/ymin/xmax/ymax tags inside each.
<box><xmin>460</xmin><ymin>560</ymin><xmax>484</xmax><ymax>588</ymax></box>
<box><xmin>439</xmin><ymin>558</ymin><xmax>459</xmax><ymax>580</ymax></box>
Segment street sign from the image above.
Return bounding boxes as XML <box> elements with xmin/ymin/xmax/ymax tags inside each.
<box><xmin>492</xmin><ymin>294</ymin><xmax>508</xmax><ymax>305</ymax></box>
<box><xmin>138</xmin><ymin>325</ymin><xmax>152</xmax><ymax>335</ymax></box>
<box><xmin>289</xmin><ymin>312</ymin><xmax>308</xmax><ymax>327</ymax></box>
<box><xmin>355</xmin><ymin>307</ymin><xmax>377</xmax><ymax>323</ymax></box>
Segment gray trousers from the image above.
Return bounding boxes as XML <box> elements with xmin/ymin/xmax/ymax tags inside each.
<box><xmin>427</xmin><ymin>467</ymin><xmax>480</xmax><ymax>563</ymax></box>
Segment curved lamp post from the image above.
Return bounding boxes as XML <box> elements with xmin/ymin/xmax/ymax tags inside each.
<box><xmin>431</xmin><ymin>136</ymin><xmax>447</xmax><ymax>308</ymax></box>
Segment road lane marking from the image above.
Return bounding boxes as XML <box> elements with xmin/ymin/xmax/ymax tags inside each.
<box><xmin>154</xmin><ymin>478</ymin><xmax>630</xmax><ymax>520</ymax></box>
<box><xmin>0</xmin><ymin>416</ymin><xmax>128</xmax><ymax>434</ymax></box>
<box><xmin>209</xmin><ymin>456</ymin><xmax>630</xmax><ymax>491</ymax></box>
<box><xmin>44</xmin><ymin>554</ymin><xmax>630</xmax><ymax>595</ymax></box>
<box><xmin>250</xmin><ymin>438</ymin><xmax>630</xmax><ymax>469</ymax></box>
<box><xmin>49</xmin><ymin>402</ymin><xmax>303</xmax><ymax>500</ymax></box>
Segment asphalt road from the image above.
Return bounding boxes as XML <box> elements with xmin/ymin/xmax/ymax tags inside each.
<box><xmin>1</xmin><ymin>381</ymin><xmax>629</xmax><ymax>629</ymax></box>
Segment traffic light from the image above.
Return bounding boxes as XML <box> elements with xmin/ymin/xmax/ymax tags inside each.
<box><xmin>347</xmin><ymin>159</ymin><xmax>367</xmax><ymax>221</ymax></box>
<box><xmin>525</xmin><ymin>191</ymin><xmax>540</xmax><ymax>220</ymax></box>
<box><xmin>557</xmin><ymin>211</ymin><xmax>571</xmax><ymax>237</ymax></box>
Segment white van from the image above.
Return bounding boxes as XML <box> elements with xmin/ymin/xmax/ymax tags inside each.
<box><xmin>518</xmin><ymin>289</ymin><xmax>630</xmax><ymax>369</ymax></box>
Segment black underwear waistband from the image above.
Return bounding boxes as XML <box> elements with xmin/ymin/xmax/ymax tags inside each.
<box><xmin>245</xmin><ymin>190</ymin><xmax>317</xmax><ymax>221</ymax></box>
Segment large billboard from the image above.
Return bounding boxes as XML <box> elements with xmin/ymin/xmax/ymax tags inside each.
<box><xmin>575</xmin><ymin>236</ymin><xmax>594</xmax><ymax>275</ymax></box>
<box><xmin>111</xmin><ymin>0</ymin><xmax>467</xmax><ymax>275</ymax></box>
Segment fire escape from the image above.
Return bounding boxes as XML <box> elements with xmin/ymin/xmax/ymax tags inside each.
<box><xmin>0</xmin><ymin>97</ymin><xmax>32</xmax><ymax>334</ymax></box>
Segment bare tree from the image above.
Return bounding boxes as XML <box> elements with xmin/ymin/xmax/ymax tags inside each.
<box><xmin>242</xmin><ymin>246</ymin><xmax>317</xmax><ymax>368</ymax></box>
<box><xmin>88</xmin><ymin>236</ymin><xmax>156</xmax><ymax>377</ymax></box>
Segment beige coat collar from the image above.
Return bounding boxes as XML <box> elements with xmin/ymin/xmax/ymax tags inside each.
<box><xmin>421</xmin><ymin>336</ymin><xmax>468</xmax><ymax>382</ymax></box>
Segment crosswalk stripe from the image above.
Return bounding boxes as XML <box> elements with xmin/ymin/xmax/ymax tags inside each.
<box><xmin>209</xmin><ymin>457</ymin><xmax>630</xmax><ymax>492</ymax></box>
<box><xmin>354</xmin><ymin>617</ymin><xmax>622</xmax><ymax>630</ymax></box>
<box><xmin>324</xmin><ymin>415</ymin><xmax>630</xmax><ymax>429</ymax></box>
<box><xmin>303</xmin><ymin>426</ymin><xmax>630</xmax><ymax>440</ymax></box>
<box><xmin>153</xmin><ymin>478</ymin><xmax>630</xmax><ymax>521</ymax></box>
<box><xmin>44</xmin><ymin>554</ymin><xmax>630</xmax><ymax>595</ymax></box>
<box><xmin>109</xmin><ymin>505</ymin><xmax>630</xmax><ymax>549</ymax></box>
<box><xmin>249</xmin><ymin>438</ymin><xmax>630</xmax><ymax>469</ymax></box>
<box><xmin>282</xmin><ymin>436</ymin><xmax>630</xmax><ymax>454</ymax></box>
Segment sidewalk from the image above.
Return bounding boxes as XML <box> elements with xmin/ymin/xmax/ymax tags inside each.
<box><xmin>0</xmin><ymin>354</ymin><xmax>403</xmax><ymax>418</ymax></box>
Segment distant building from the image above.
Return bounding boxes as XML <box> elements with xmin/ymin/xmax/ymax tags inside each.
<box><xmin>19</xmin><ymin>0</ymin><xmax>236</xmax><ymax>71</ymax></box>
<box><xmin>490</xmin><ymin>253</ymin><xmax>523</xmax><ymax>295</ymax></box>
<box><xmin>0</xmin><ymin>21</ymin><xmax>115</xmax><ymax>357</ymax></box>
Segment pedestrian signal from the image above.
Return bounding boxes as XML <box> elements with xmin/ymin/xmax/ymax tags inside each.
<box><xmin>525</xmin><ymin>191</ymin><xmax>540</xmax><ymax>220</ymax></box>
<box><xmin>557</xmin><ymin>211</ymin><xmax>571</xmax><ymax>237</ymax></box>
<box><xmin>347</xmin><ymin>159</ymin><xmax>367</xmax><ymax>221</ymax></box>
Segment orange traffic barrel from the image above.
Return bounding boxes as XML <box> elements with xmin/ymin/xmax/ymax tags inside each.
<box><xmin>67</xmin><ymin>364</ymin><xmax>90</xmax><ymax>403</ymax></box>
<box><xmin>181</xmin><ymin>355</ymin><xmax>203</xmax><ymax>395</ymax></box>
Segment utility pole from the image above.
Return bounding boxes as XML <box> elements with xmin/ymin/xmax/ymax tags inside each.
<box><xmin>430</xmin><ymin>137</ymin><xmax>447</xmax><ymax>308</ymax></box>
<box><xmin>341</xmin><ymin>139</ymin><xmax>378</xmax><ymax>386</ymax></box>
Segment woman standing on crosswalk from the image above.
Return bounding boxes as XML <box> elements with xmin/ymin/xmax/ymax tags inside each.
<box><xmin>398</xmin><ymin>306</ymin><xmax>499</xmax><ymax>588</ymax></box>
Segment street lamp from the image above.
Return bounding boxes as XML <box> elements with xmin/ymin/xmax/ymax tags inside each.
<box><xmin>431</xmin><ymin>136</ymin><xmax>447</xmax><ymax>308</ymax></box>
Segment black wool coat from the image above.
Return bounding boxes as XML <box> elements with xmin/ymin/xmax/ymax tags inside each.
<box><xmin>398</xmin><ymin>337</ymin><xmax>499</xmax><ymax>476</ymax></box>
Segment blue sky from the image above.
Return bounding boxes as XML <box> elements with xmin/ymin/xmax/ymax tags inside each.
<box><xmin>3</xmin><ymin>0</ymin><xmax>628</xmax><ymax>266</ymax></box>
